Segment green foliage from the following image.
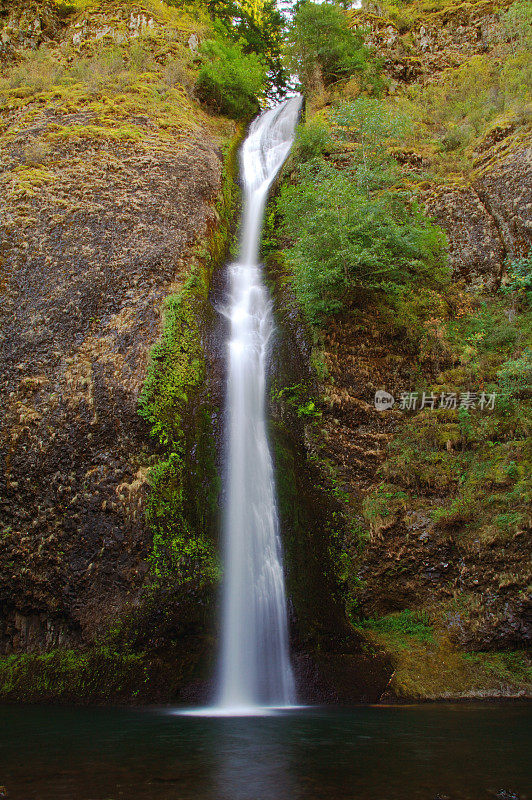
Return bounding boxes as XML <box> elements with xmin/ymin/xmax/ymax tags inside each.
<box><xmin>138</xmin><ymin>274</ymin><xmax>220</xmax><ymax>587</ymax></box>
<box><xmin>501</xmin><ymin>253</ymin><xmax>532</xmax><ymax>307</ymax></box>
<box><xmin>196</xmin><ymin>35</ymin><xmax>267</xmax><ymax>118</ymax></box>
<box><xmin>272</xmin><ymin>383</ymin><xmax>322</xmax><ymax>419</ymax></box>
<box><xmin>360</xmin><ymin>610</ymin><xmax>435</xmax><ymax>643</ymax></box>
<box><xmin>497</xmin><ymin>348</ymin><xmax>532</xmax><ymax>417</ymax></box>
<box><xmin>278</xmin><ymin>160</ymin><xmax>448</xmax><ymax>321</ymax></box>
<box><xmin>368</xmin><ymin>294</ymin><xmax>532</xmax><ymax>541</ymax></box>
<box><xmin>285</xmin><ymin>1</ymin><xmax>384</xmax><ymax>93</ymax></box>
<box><xmin>331</xmin><ymin>96</ymin><xmax>411</xmax><ymax>188</ymax></box>
<box><xmin>293</xmin><ymin>117</ymin><xmax>332</xmax><ymax>162</ymax></box>
<box><xmin>502</xmin><ymin>0</ymin><xmax>532</xmax><ymax>46</ymax></box>
<box><xmin>276</xmin><ymin>99</ymin><xmax>448</xmax><ymax>322</ymax></box>
<box><xmin>136</xmin><ymin>132</ymin><xmax>238</xmax><ymax>591</ymax></box>
<box><xmin>205</xmin><ymin>0</ymin><xmax>288</xmax><ymax>97</ymax></box>
<box><xmin>362</xmin><ymin>484</ymin><xmax>408</xmax><ymax>529</ymax></box>
<box><xmin>333</xmin><ymin>96</ymin><xmax>410</xmax><ymax>150</ymax></box>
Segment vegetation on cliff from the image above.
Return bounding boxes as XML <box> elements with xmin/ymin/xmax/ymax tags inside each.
<box><xmin>267</xmin><ymin>0</ymin><xmax>531</xmax><ymax>698</ymax></box>
<box><xmin>277</xmin><ymin>97</ymin><xmax>449</xmax><ymax>322</ymax></box>
<box><xmin>1</xmin><ymin>0</ymin><xmax>530</xmax><ymax>704</ymax></box>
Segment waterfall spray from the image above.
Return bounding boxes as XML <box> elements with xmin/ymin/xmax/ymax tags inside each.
<box><xmin>217</xmin><ymin>97</ymin><xmax>302</xmax><ymax>712</ymax></box>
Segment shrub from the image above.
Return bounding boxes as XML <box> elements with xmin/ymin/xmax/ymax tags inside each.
<box><xmin>196</xmin><ymin>36</ymin><xmax>266</xmax><ymax>118</ymax></box>
<box><xmin>501</xmin><ymin>253</ymin><xmax>532</xmax><ymax>307</ymax></box>
<box><xmin>497</xmin><ymin>349</ymin><xmax>532</xmax><ymax>400</ymax></box>
<box><xmin>276</xmin><ymin>99</ymin><xmax>448</xmax><ymax>321</ymax></box>
<box><xmin>293</xmin><ymin>117</ymin><xmax>332</xmax><ymax>162</ymax></box>
<box><xmin>278</xmin><ymin>159</ymin><xmax>448</xmax><ymax>321</ymax></box>
<box><xmin>502</xmin><ymin>0</ymin><xmax>532</xmax><ymax>46</ymax></box>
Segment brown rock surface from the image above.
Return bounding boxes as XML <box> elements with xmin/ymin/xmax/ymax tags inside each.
<box><xmin>0</xmin><ymin>1</ymin><xmax>230</xmax><ymax>653</ymax></box>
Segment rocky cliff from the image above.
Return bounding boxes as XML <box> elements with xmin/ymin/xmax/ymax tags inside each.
<box><xmin>268</xmin><ymin>0</ymin><xmax>531</xmax><ymax>700</ymax></box>
<box><xmin>0</xmin><ymin>0</ymin><xmax>238</xmax><ymax>701</ymax></box>
<box><xmin>0</xmin><ymin>0</ymin><xmax>530</xmax><ymax>704</ymax></box>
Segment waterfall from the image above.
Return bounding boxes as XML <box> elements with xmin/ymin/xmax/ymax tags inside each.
<box><xmin>217</xmin><ymin>96</ymin><xmax>302</xmax><ymax>712</ymax></box>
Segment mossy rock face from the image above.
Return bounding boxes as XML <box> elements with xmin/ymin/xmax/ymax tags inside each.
<box><xmin>0</xmin><ymin>0</ymin><xmax>64</xmax><ymax>61</ymax></box>
<box><xmin>358</xmin><ymin>621</ymin><xmax>532</xmax><ymax>700</ymax></box>
<box><xmin>349</xmin><ymin>0</ymin><xmax>515</xmax><ymax>83</ymax></box>
<box><xmin>0</xmin><ymin>639</ymin><xmax>213</xmax><ymax>704</ymax></box>
<box><xmin>0</xmin><ymin>0</ymin><xmax>238</xmax><ymax>690</ymax></box>
<box><xmin>263</xmin><ymin>245</ymin><xmax>394</xmax><ymax>702</ymax></box>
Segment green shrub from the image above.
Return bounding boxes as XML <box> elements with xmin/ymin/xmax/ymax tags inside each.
<box><xmin>497</xmin><ymin>349</ymin><xmax>532</xmax><ymax>400</ymax></box>
<box><xmin>276</xmin><ymin>99</ymin><xmax>448</xmax><ymax>321</ymax></box>
<box><xmin>440</xmin><ymin>122</ymin><xmax>474</xmax><ymax>152</ymax></box>
<box><xmin>196</xmin><ymin>36</ymin><xmax>266</xmax><ymax>118</ymax></box>
<box><xmin>278</xmin><ymin>158</ymin><xmax>448</xmax><ymax>321</ymax></box>
<box><xmin>501</xmin><ymin>253</ymin><xmax>532</xmax><ymax>307</ymax></box>
<box><xmin>332</xmin><ymin>97</ymin><xmax>410</xmax><ymax>188</ymax></box>
<box><xmin>294</xmin><ymin>118</ymin><xmax>332</xmax><ymax>162</ymax></box>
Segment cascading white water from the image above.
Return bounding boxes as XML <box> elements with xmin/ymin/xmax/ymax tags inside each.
<box><xmin>217</xmin><ymin>96</ymin><xmax>302</xmax><ymax>712</ymax></box>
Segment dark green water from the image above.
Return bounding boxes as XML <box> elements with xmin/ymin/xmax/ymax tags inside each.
<box><xmin>0</xmin><ymin>704</ymin><xmax>530</xmax><ymax>800</ymax></box>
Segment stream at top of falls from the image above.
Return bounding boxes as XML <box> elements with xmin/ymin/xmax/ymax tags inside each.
<box><xmin>214</xmin><ymin>96</ymin><xmax>302</xmax><ymax>714</ymax></box>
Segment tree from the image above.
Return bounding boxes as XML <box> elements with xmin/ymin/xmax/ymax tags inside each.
<box><xmin>285</xmin><ymin>1</ymin><xmax>379</xmax><ymax>93</ymax></box>
<box><xmin>206</xmin><ymin>0</ymin><xmax>289</xmax><ymax>97</ymax></box>
<box><xmin>196</xmin><ymin>36</ymin><xmax>267</xmax><ymax>118</ymax></box>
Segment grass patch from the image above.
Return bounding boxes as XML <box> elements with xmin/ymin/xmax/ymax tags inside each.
<box><xmin>360</xmin><ymin>610</ymin><xmax>435</xmax><ymax>643</ymax></box>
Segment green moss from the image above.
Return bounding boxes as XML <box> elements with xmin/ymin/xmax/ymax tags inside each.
<box><xmin>271</xmin><ymin>382</ymin><xmax>322</xmax><ymax>420</ymax></box>
<box><xmin>0</xmin><ymin>639</ymin><xmax>212</xmax><ymax>704</ymax></box>
<box><xmin>137</xmin><ymin>129</ymin><xmax>239</xmax><ymax>591</ymax></box>
<box><xmin>360</xmin><ymin>609</ymin><xmax>435</xmax><ymax>644</ymax></box>
<box><xmin>9</xmin><ymin>165</ymin><xmax>57</xmax><ymax>198</ymax></box>
<box><xmin>0</xmin><ymin>20</ymin><xmax>210</xmax><ymax>148</ymax></box>
<box><xmin>0</xmin><ymin>648</ymin><xmax>151</xmax><ymax>703</ymax></box>
<box><xmin>358</xmin><ymin>625</ymin><xmax>532</xmax><ymax>698</ymax></box>
<box><xmin>138</xmin><ymin>277</ymin><xmax>218</xmax><ymax>586</ymax></box>
<box><xmin>370</xmin><ymin>0</ymin><xmax>514</xmax><ymax>34</ymax></box>
<box><xmin>464</xmin><ymin>651</ymin><xmax>532</xmax><ymax>684</ymax></box>
<box><xmin>362</xmin><ymin>485</ymin><xmax>409</xmax><ymax>536</ymax></box>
